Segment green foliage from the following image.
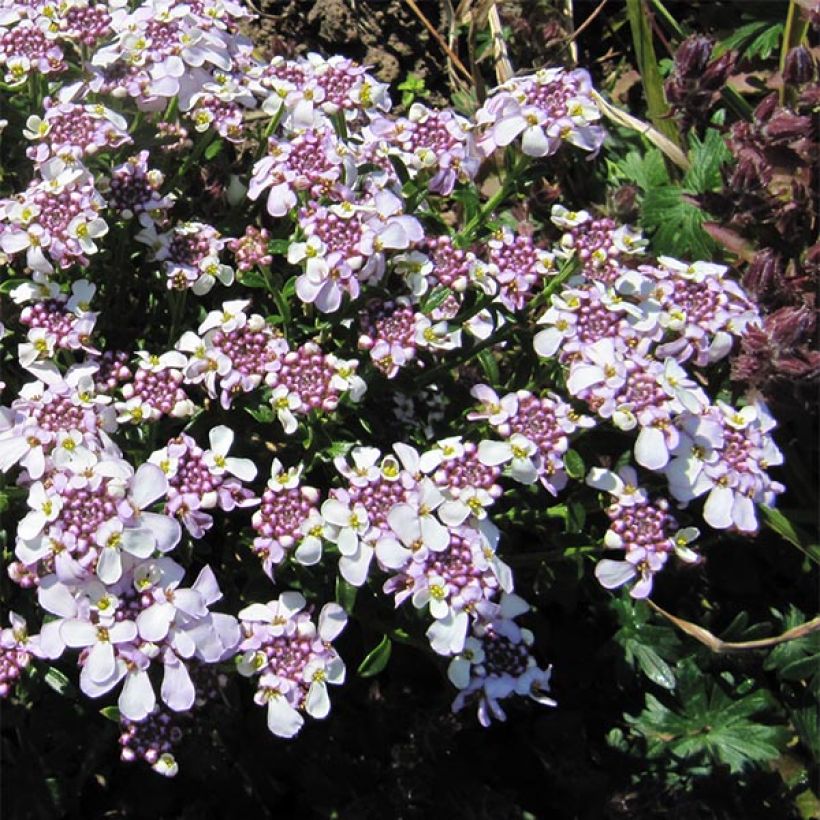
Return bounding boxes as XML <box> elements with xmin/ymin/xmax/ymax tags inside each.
<box><xmin>765</xmin><ymin>608</ymin><xmax>820</xmax><ymax>762</ymax></box>
<box><xmin>612</xmin><ymin>598</ymin><xmax>680</xmax><ymax>691</ymax></box>
<box><xmin>714</xmin><ymin>20</ymin><xmax>785</xmax><ymax>60</ymax></box>
<box><xmin>615</xmin><ymin>129</ymin><xmax>731</xmax><ymax>259</ymax></box>
<box><xmin>397</xmin><ymin>72</ymin><xmax>428</xmax><ymax>109</ymax></box>
<box><xmin>626</xmin><ymin>659</ymin><xmax>791</xmax><ymax>774</ymax></box>
<box><xmin>357</xmin><ymin>635</ymin><xmax>392</xmax><ymax>677</ymax></box>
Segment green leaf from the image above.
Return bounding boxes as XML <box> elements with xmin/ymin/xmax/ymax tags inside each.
<box><xmin>335</xmin><ymin>576</ymin><xmax>358</xmax><ymax>614</ymax></box>
<box><xmin>420</xmin><ymin>285</ymin><xmax>454</xmax><ymax>315</ymax></box>
<box><xmin>563</xmin><ymin>449</ymin><xmax>586</xmax><ymax>481</ymax></box>
<box><xmin>759</xmin><ymin>505</ymin><xmax>820</xmax><ymax>564</ymax></box>
<box><xmin>617</xmin><ymin>149</ymin><xmax>670</xmax><ymax>191</ymax></box>
<box><xmin>684</xmin><ymin>129</ymin><xmax>731</xmax><ymax>193</ymax></box>
<box><xmin>44</xmin><ymin>667</ymin><xmax>75</xmax><ymax>697</ymax></box>
<box><xmin>714</xmin><ymin>20</ymin><xmax>770</xmax><ymax>57</ymax></box>
<box><xmin>626</xmin><ymin>659</ymin><xmax>790</xmax><ymax>774</ymax></box>
<box><xmin>268</xmin><ymin>239</ymin><xmax>290</xmax><ymax>255</ymax></box>
<box><xmin>476</xmin><ymin>349</ymin><xmax>499</xmax><ymax>384</ymax></box>
<box><xmin>238</xmin><ymin>270</ymin><xmax>268</xmax><ymax>289</ymax></box>
<box><xmin>357</xmin><ymin>636</ymin><xmax>392</xmax><ymax>677</ymax></box>
<box><xmin>631</xmin><ymin>643</ymin><xmax>676</xmax><ymax>690</ymax></box>
<box><xmin>100</xmin><ymin>706</ymin><xmax>121</xmax><ymax>722</ymax></box>
<box><xmin>203</xmin><ymin>138</ymin><xmax>224</xmax><ymax>160</ymax></box>
<box><xmin>325</xmin><ymin>440</ymin><xmax>356</xmax><ymax>460</ymax></box>
<box><xmin>0</xmin><ymin>277</ymin><xmax>28</xmax><ymax>295</ymax></box>
<box><xmin>246</xmin><ymin>405</ymin><xmax>275</xmax><ymax>424</ymax></box>
<box><xmin>746</xmin><ymin>22</ymin><xmax>785</xmax><ymax>60</ymax></box>
<box><xmin>641</xmin><ymin>185</ymin><xmax>715</xmax><ymax>259</ymax></box>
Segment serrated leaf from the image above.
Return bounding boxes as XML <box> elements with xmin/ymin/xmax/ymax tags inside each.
<box><xmin>563</xmin><ymin>449</ymin><xmax>585</xmax><ymax>481</ymax></box>
<box><xmin>714</xmin><ymin>20</ymin><xmax>770</xmax><ymax>57</ymax></box>
<box><xmin>627</xmin><ymin>659</ymin><xmax>789</xmax><ymax>774</ymax></box>
<box><xmin>357</xmin><ymin>636</ymin><xmax>392</xmax><ymax>678</ymax></box>
<box><xmin>100</xmin><ymin>705</ymin><xmax>121</xmax><ymax>722</ymax></box>
<box><xmin>746</xmin><ymin>22</ymin><xmax>785</xmax><ymax>60</ymax></box>
<box><xmin>641</xmin><ymin>185</ymin><xmax>715</xmax><ymax>259</ymax></box>
<box><xmin>618</xmin><ymin>149</ymin><xmax>670</xmax><ymax>190</ymax></box>
<box><xmin>684</xmin><ymin>129</ymin><xmax>731</xmax><ymax>193</ymax></box>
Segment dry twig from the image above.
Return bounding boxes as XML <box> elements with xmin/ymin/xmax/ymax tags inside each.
<box><xmin>404</xmin><ymin>0</ymin><xmax>473</xmax><ymax>83</ymax></box>
<box><xmin>648</xmin><ymin>600</ymin><xmax>820</xmax><ymax>654</ymax></box>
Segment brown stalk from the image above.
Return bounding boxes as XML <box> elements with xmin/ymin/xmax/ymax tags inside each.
<box><xmin>647</xmin><ymin>600</ymin><xmax>820</xmax><ymax>654</ymax></box>
<box><xmin>404</xmin><ymin>0</ymin><xmax>473</xmax><ymax>83</ymax></box>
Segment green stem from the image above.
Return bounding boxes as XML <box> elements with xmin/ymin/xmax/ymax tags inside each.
<box><xmin>780</xmin><ymin>0</ymin><xmax>809</xmax><ymax>105</ymax></box>
<box><xmin>625</xmin><ymin>0</ymin><xmax>682</xmax><ymax>151</ymax></box>
<box><xmin>458</xmin><ymin>153</ymin><xmax>530</xmax><ymax>243</ymax></box>
<box><xmin>649</xmin><ymin>0</ymin><xmax>753</xmax><ymax>122</ymax></box>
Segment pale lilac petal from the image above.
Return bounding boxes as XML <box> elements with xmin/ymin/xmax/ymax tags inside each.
<box><xmin>318</xmin><ymin>604</ymin><xmax>347</xmax><ymax>642</ymax></box>
<box><xmin>119</xmin><ymin>670</ymin><xmax>156</xmax><ymax>721</ymax></box>
<box><xmin>225</xmin><ymin>456</ymin><xmax>256</xmax><ymax>482</ymax></box>
<box><xmin>121</xmin><ymin>527</ymin><xmax>156</xmax><ymax>558</ymax></box>
<box><xmin>86</xmin><ymin>640</ymin><xmax>116</xmax><ymax>682</ymax></box>
<box><xmin>137</xmin><ymin>603</ymin><xmax>176</xmax><ymax>641</ymax></box>
<box><xmin>140</xmin><ymin>512</ymin><xmax>181</xmax><ymax>552</ymax></box>
<box><xmin>305</xmin><ymin>681</ymin><xmax>330</xmax><ymax>718</ymax></box>
<box><xmin>267</xmin><ymin>696</ymin><xmax>304</xmax><ymax>738</ymax></box>
<box><xmin>634</xmin><ymin>426</ymin><xmax>669</xmax><ymax>471</ymax></box>
<box><xmin>375</xmin><ymin>536</ymin><xmax>411</xmax><ymax>570</ymax></box>
<box><xmin>161</xmin><ymin>656</ymin><xmax>196</xmax><ymax>711</ymax></box>
<box><xmin>477</xmin><ymin>440</ymin><xmax>512</xmax><ymax>466</ymax></box>
<box><xmin>208</xmin><ymin>425</ymin><xmax>233</xmax><ymax>456</ymax></box>
<box><xmin>595</xmin><ymin>559</ymin><xmax>637</xmax><ymax>590</ymax></box>
<box><xmin>60</xmin><ymin>619</ymin><xmax>97</xmax><ymax>648</ymax></box>
<box><xmin>96</xmin><ymin>547</ymin><xmax>123</xmax><ymax>584</ymax></box>
<box><xmin>130</xmin><ymin>463</ymin><xmax>168</xmax><ymax>509</ymax></box>
<box><xmin>703</xmin><ymin>485</ymin><xmax>734</xmax><ymax>530</ymax></box>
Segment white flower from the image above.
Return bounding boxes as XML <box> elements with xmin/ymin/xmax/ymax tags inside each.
<box><xmin>203</xmin><ymin>425</ymin><xmax>257</xmax><ymax>482</ymax></box>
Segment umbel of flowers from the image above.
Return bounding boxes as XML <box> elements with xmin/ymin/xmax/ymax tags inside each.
<box><xmin>0</xmin><ymin>0</ymin><xmax>785</xmax><ymax>778</ymax></box>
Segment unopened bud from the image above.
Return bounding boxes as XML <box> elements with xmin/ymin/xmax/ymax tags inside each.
<box><xmin>783</xmin><ymin>46</ymin><xmax>816</xmax><ymax>85</ymax></box>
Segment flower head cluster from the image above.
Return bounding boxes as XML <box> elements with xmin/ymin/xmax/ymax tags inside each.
<box><xmin>476</xmin><ymin>67</ymin><xmax>605</xmax><ymax>157</ymax></box>
<box><xmin>150</xmin><ymin>426</ymin><xmax>257</xmax><ymax>538</ymax></box>
<box><xmin>449</xmin><ymin>594</ymin><xmax>555</xmax><ymax>727</ymax></box>
<box><xmin>236</xmin><ymin>593</ymin><xmax>347</xmax><ymax>738</ymax></box>
<box><xmin>586</xmin><ymin>466</ymin><xmax>700</xmax><ymax>598</ymax></box>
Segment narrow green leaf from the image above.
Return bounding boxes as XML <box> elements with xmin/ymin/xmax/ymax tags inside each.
<box><xmin>421</xmin><ymin>285</ymin><xmax>454</xmax><ymax>315</ymax></box>
<box><xmin>203</xmin><ymin>138</ymin><xmax>224</xmax><ymax>160</ymax></box>
<box><xmin>44</xmin><ymin>667</ymin><xmax>74</xmax><ymax>697</ymax></box>
<box><xmin>759</xmin><ymin>505</ymin><xmax>820</xmax><ymax>564</ymax></box>
<box><xmin>357</xmin><ymin>636</ymin><xmax>392</xmax><ymax>678</ymax></box>
<box><xmin>100</xmin><ymin>705</ymin><xmax>121</xmax><ymax>722</ymax></box>
<box><xmin>335</xmin><ymin>576</ymin><xmax>358</xmax><ymax>614</ymax></box>
<box><xmin>476</xmin><ymin>349</ymin><xmax>499</xmax><ymax>384</ymax></box>
<box><xmin>246</xmin><ymin>405</ymin><xmax>275</xmax><ymax>424</ymax></box>
<box><xmin>563</xmin><ymin>449</ymin><xmax>586</xmax><ymax>481</ymax></box>
<box><xmin>268</xmin><ymin>239</ymin><xmax>290</xmax><ymax>255</ymax></box>
<box><xmin>632</xmin><ymin>643</ymin><xmax>677</xmax><ymax>690</ymax></box>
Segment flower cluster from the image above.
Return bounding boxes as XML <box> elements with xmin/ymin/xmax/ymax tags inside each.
<box><xmin>586</xmin><ymin>466</ymin><xmax>700</xmax><ymax>598</ymax></box>
<box><xmin>0</xmin><ymin>0</ymin><xmax>791</xmax><ymax>779</ymax></box>
<box><xmin>236</xmin><ymin>593</ymin><xmax>347</xmax><ymax>738</ymax></box>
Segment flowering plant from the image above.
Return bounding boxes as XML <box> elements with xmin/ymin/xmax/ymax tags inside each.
<box><xmin>0</xmin><ymin>0</ymin><xmax>813</xmax><ymax>811</ymax></box>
